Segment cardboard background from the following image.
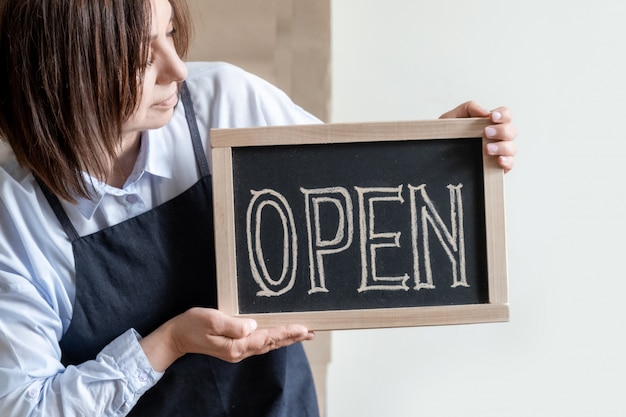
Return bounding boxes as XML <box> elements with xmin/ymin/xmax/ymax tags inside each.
<box><xmin>186</xmin><ymin>0</ymin><xmax>331</xmax><ymax>122</ymax></box>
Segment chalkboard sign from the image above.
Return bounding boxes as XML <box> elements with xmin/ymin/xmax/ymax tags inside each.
<box><xmin>211</xmin><ymin>119</ymin><xmax>508</xmax><ymax>330</ymax></box>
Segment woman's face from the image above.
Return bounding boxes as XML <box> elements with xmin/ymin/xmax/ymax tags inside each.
<box><xmin>121</xmin><ymin>0</ymin><xmax>188</xmax><ymax>140</ymax></box>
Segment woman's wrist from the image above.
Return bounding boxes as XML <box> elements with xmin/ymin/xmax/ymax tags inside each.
<box><xmin>139</xmin><ymin>319</ymin><xmax>185</xmax><ymax>372</ymax></box>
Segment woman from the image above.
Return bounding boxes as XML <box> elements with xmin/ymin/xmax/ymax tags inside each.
<box><xmin>0</xmin><ymin>0</ymin><xmax>517</xmax><ymax>416</ymax></box>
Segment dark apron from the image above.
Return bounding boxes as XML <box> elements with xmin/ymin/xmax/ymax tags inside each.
<box><xmin>40</xmin><ymin>83</ymin><xmax>319</xmax><ymax>417</ymax></box>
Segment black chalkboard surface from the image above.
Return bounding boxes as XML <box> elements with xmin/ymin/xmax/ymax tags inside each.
<box><xmin>212</xmin><ymin>119</ymin><xmax>508</xmax><ymax>330</ymax></box>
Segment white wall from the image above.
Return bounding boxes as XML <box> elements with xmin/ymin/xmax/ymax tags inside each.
<box><xmin>328</xmin><ymin>1</ymin><xmax>626</xmax><ymax>416</ymax></box>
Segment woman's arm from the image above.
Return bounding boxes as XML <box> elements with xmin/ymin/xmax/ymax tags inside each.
<box><xmin>0</xmin><ymin>274</ymin><xmax>161</xmax><ymax>416</ymax></box>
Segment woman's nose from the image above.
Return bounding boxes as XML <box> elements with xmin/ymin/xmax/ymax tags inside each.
<box><xmin>157</xmin><ymin>46</ymin><xmax>188</xmax><ymax>84</ymax></box>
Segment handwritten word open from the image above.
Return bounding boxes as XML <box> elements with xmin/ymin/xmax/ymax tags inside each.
<box><xmin>245</xmin><ymin>184</ymin><xmax>468</xmax><ymax>297</ymax></box>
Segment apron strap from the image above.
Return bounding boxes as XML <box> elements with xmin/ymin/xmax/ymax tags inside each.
<box><xmin>36</xmin><ymin>177</ymin><xmax>81</xmax><ymax>242</ymax></box>
<box><xmin>180</xmin><ymin>81</ymin><xmax>211</xmax><ymax>178</ymax></box>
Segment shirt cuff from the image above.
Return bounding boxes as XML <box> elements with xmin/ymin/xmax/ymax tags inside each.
<box><xmin>98</xmin><ymin>328</ymin><xmax>164</xmax><ymax>396</ymax></box>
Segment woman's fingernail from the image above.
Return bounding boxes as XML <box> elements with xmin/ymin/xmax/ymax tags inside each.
<box><xmin>248</xmin><ymin>320</ymin><xmax>258</xmax><ymax>332</ymax></box>
<box><xmin>487</xmin><ymin>143</ymin><xmax>498</xmax><ymax>154</ymax></box>
<box><xmin>485</xmin><ymin>127</ymin><xmax>497</xmax><ymax>138</ymax></box>
<box><xmin>492</xmin><ymin>111</ymin><xmax>502</xmax><ymax>122</ymax></box>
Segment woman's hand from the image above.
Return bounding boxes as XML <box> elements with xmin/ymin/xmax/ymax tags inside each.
<box><xmin>140</xmin><ymin>308</ymin><xmax>314</xmax><ymax>372</ymax></box>
<box><xmin>439</xmin><ymin>101</ymin><xmax>517</xmax><ymax>173</ymax></box>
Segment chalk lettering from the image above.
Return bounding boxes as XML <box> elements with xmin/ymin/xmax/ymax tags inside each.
<box><xmin>409</xmin><ymin>184</ymin><xmax>468</xmax><ymax>290</ymax></box>
<box><xmin>301</xmin><ymin>187</ymin><xmax>354</xmax><ymax>294</ymax></box>
<box><xmin>245</xmin><ymin>183</ymin><xmax>468</xmax><ymax>297</ymax></box>
<box><xmin>246</xmin><ymin>189</ymin><xmax>298</xmax><ymax>297</ymax></box>
<box><xmin>355</xmin><ymin>186</ymin><xmax>411</xmax><ymax>292</ymax></box>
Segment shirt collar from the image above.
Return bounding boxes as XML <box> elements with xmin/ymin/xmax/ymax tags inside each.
<box><xmin>73</xmin><ymin>129</ymin><xmax>173</xmax><ymax>219</ymax></box>
<box><xmin>143</xmin><ymin>128</ymin><xmax>174</xmax><ymax>180</ymax></box>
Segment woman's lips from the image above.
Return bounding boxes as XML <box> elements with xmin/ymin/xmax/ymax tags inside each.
<box><xmin>154</xmin><ymin>93</ymin><xmax>179</xmax><ymax>108</ymax></box>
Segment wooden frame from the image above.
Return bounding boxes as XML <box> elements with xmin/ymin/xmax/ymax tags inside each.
<box><xmin>211</xmin><ymin>118</ymin><xmax>508</xmax><ymax>330</ymax></box>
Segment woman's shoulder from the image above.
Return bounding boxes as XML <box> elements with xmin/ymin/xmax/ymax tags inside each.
<box><xmin>181</xmin><ymin>61</ymin><xmax>320</xmax><ymax>128</ymax></box>
<box><xmin>183</xmin><ymin>61</ymin><xmax>281</xmax><ymax>102</ymax></box>
<box><xmin>0</xmin><ymin>142</ymin><xmax>46</xmax><ymax>237</ymax></box>
<box><xmin>185</xmin><ymin>61</ymin><xmax>258</xmax><ymax>85</ymax></box>
<box><xmin>0</xmin><ymin>141</ymin><xmax>32</xmax><ymax>184</ymax></box>
<box><xmin>0</xmin><ymin>140</ymin><xmax>14</xmax><ymax>167</ymax></box>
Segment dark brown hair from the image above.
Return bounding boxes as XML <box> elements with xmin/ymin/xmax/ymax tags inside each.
<box><xmin>0</xmin><ymin>0</ymin><xmax>191</xmax><ymax>201</ymax></box>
